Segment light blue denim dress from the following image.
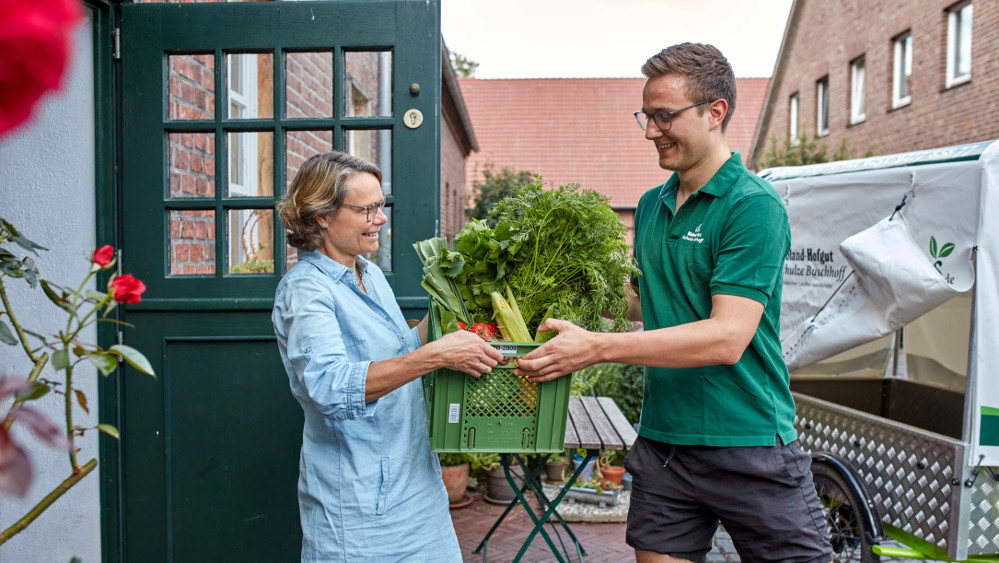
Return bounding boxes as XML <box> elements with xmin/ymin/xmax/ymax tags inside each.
<box><xmin>272</xmin><ymin>250</ymin><xmax>461</xmax><ymax>563</ymax></box>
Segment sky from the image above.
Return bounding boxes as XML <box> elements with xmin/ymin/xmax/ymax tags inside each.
<box><xmin>441</xmin><ymin>0</ymin><xmax>794</xmax><ymax>79</ymax></box>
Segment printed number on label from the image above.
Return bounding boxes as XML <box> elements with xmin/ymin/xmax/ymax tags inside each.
<box><xmin>448</xmin><ymin>403</ymin><xmax>460</xmax><ymax>424</ymax></box>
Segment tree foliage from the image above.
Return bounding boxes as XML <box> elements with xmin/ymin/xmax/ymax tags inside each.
<box><xmin>466</xmin><ymin>167</ymin><xmax>535</xmax><ymax>227</ymax></box>
<box><xmin>757</xmin><ymin>133</ymin><xmax>852</xmax><ymax>170</ymax></box>
<box><xmin>448</xmin><ymin>51</ymin><xmax>479</xmax><ymax>78</ymax></box>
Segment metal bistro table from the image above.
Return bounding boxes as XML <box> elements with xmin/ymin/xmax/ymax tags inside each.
<box><xmin>473</xmin><ymin>395</ymin><xmax>638</xmax><ymax>562</ymax></box>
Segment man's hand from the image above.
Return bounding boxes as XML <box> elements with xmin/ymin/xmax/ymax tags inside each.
<box><xmin>515</xmin><ymin>318</ymin><xmax>599</xmax><ymax>382</ymax></box>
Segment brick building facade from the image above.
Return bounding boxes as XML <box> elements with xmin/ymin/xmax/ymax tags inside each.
<box><xmin>751</xmin><ymin>0</ymin><xmax>999</xmax><ymax>168</ymax></box>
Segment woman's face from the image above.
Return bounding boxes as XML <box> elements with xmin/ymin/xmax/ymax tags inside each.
<box><xmin>315</xmin><ymin>172</ymin><xmax>387</xmax><ymax>269</ymax></box>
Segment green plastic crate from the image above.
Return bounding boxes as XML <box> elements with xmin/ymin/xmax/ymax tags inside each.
<box><xmin>423</xmin><ymin>302</ymin><xmax>571</xmax><ymax>454</ymax></box>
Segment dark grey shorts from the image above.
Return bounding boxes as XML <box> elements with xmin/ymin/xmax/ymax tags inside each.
<box><xmin>624</xmin><ymin>435</ymin><xmax>833</xmax><ymax>563</ymax></box>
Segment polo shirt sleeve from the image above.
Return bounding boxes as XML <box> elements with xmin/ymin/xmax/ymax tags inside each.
<box><xmin>710</xmin><ymin>193</ymin><xmax>789</xmax><ymax>306</ymax></box>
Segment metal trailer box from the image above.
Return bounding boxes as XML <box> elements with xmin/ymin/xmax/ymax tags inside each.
<box><xmin>760</xmin><ymin>141</ymin><xmax>999</xmax><ymax>560</ymax></box>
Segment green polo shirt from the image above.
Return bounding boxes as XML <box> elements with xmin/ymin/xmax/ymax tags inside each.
<box><xmin>633</xmin><ymin>152</ymin><xmax>796</xmax><ymax>447</ymax></box>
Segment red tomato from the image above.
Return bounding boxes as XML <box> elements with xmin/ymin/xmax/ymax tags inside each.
<box><xmin>468</xmin><ymin>322</ymin><xmax>500</xmax><ymax>340</ymax></box>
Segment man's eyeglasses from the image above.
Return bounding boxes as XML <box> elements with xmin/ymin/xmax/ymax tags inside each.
<box><xmin>342</xmin><ymin>196</ymin><xmax>387</xmax><ymax>222</ymax></box>
<box><xmin>634</xmin><ymin>100</ymin><xmax>712</xmax><ymax>132</ymax></box>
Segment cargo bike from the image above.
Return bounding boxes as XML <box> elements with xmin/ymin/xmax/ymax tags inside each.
<box><xmin>760</xmin><ymin>140</ymin><xmax>999</xmax><ymax>561</ymax></box>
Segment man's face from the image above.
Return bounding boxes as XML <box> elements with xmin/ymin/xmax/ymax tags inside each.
<box><xmin>641</xmin><ymin>73</ymin><xmax>712</xmax><ymax>173</ymax></box>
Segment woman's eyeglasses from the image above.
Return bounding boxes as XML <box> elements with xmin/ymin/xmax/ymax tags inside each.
<box><xmin>341</xmin><ymin>196</ymin><xmax>387</xmax><ymax>222</ymax></box>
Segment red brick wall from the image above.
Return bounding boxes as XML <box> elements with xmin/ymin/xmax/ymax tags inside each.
<box><xmin>440</xmin><ymin>116</ymin><xmax>467</xmax><ymax>240</ymax></box>
<box><xmin>756</xmin><ymin>0</ymin><xmax>999</xmax><ymax>165</ymax></box>
<box><xmin>168</xmin><ymin>54</ymin><xmax>217</xmax><ymax>275</ymax></box>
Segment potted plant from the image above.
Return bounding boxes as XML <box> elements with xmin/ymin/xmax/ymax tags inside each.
<box><xmin>543</xmin><ymin>452</ymin><xmax>569</xmax><ymax>484</ymax></box>
<box><xmin>597</xmin><ymin>451</ymin><xmax>625</xmax><ymax>486</ymax></box>
<box><xmin>467</xmin><ymin>452</ymin><xmax>527</xmax><ymax>505</ymax></box>
<box><xmin>438</xmin><ymin>453</ymin><xmax>471</xmax><ymax>505</ymax></box>
<box><xmin>566</xmin><ymin>475</ymin><xmax>622</xmax><ymax>506</ymax></box>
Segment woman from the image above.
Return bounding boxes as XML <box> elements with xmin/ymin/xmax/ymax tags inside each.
<box><xmin>272</xmin><ymin>151</ymin><xmax>502</xmax><ymax>562</ymax></box>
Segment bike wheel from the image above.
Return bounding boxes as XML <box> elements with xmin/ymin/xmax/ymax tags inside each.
<box><xmin>811</xmin><ymin>462</ymin><xmax>880</xmax><ymax>563</ymax></box>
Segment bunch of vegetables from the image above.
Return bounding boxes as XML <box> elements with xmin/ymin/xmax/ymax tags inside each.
<box><xmin>415</xmin><ymin>176</ymin><xmax>639</xmax><ymax>342</ymax></box>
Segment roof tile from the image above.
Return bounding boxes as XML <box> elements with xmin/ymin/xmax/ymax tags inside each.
<box><xmin>459</xmin><ymin>77</ymin><xmax>769</xmax><ymax>208</ymax></box>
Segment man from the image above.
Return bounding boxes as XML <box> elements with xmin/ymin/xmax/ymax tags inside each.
<box><xmin>515</xmin><ymin>43</ymin><xmax>833</xmax><ymax>563</ymax></box>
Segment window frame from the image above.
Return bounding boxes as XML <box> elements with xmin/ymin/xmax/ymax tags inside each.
<box><xmin>850</xmin><ymin>56</ymin><xmax>866</xmax><ymax>125</ymax></box>
<box><xmin>789</xmin><ymin>92</ymin><xmax>800</xmax><ymax>145</ymax></box>
<box><xmin>946</xmin><ymin>1</ymin><xmax>973</xmax><ymax>88</ymax></box>
<box><xmin>892</xmin><ymin>32</ymin><xmax>913</xmax><ymax>108</ymax></box>
<box><xmin>816</xmin><ymin>76</ymin><xmax>829</xmax><ymax>137</ymax></box>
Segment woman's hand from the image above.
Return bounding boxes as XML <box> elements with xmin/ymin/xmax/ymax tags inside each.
<box><xmin>433</xmin><ymin>330</ymin><xmax>505</xmax><ymax>377</ymax></box>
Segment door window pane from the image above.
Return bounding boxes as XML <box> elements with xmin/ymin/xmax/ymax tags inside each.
<box><xmin>226</xmin><ymin>52</ymin><xmax>274</xmax><ymax>120</ymax></box>
<box><xmin>168</xmin><ymin>54</ymin><xmax>214</xmax><ymax>120</ymax></box>
<box><xmin>169</xmin><ymin>132</ymin><xmax>215</xmax><ymax>198</ymax></box>
<box><xmin>285</xmin><ymin>130</ymin><xmax>333</xmax><ymax>190</ymax></box>
<box><xmin>229</xmin><ymin>209</ymin><xmax>274</xmax><ymax>274</ymax></box>
<box><xmin>367</xmin><ymin>206</ymin><xmax>392</xmax><ymax>272</ymax></box>
<box><xmin>345</xmin><ymin>129</ymin><xmax>392</xmax><ymax>195</ymax></box>
<box><xmin>227</xmin><ymin>131</ymin><xmax>274</xmax><ymax>197</ymax></box>
<box><xmin>169</xmin><ymin>210</ymin><xmax>216</xmax><ymax>275</ymax></box>
<box><xmin>343</xmin><ymin>51</ymin><xmax>392</xmax><ymax>117</ymax></box>
<box><xmin>285</xmin><ymin>51</ymin><xmax>333</xmax><ymax>119</ymax></box>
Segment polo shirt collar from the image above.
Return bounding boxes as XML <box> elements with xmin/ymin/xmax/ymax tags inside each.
<box><xmin>657</xmin><ymin>151</ymin><xmax>745</xmax><ymax>204</ymax></box>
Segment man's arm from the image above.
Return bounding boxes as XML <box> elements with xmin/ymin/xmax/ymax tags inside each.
<box><xmin>514</xmin><ymin>293</ymin><xmax>763</xmax><ymax>382</ymax></box>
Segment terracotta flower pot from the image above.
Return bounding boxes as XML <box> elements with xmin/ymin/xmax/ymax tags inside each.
<box><xmin>600</xmin><ymin>465</ymin><xmax>625</xmax><ymax>486</ymax></box>
<box><xmin>440</xmin><ymin>462</ymin><xmax>470</xmax><ymax>504</ymax></box>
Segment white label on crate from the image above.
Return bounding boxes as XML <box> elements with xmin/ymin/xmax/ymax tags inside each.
<box><xmin>494</xmin><ymin>344</ymin><xmax>518</xmax><ymax>355</ymax></box>
<box><xmin>448</xmin><ymin>403</ymin><xmax>460</xmax><ymax>424</ymax></box>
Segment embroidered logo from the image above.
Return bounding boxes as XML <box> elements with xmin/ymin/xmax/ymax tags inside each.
<box><xmin>682</xmin><ymin>224</ymin><xmax>704</xmax><ymax>243</ymax></box>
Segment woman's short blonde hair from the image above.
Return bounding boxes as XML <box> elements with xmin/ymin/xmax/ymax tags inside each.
<box><xmin>277</xmin><ymin>151</ymin><xmax>382</xmax><ymax>251</ymax></box>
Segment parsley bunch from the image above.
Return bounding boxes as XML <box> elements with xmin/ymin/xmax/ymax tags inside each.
<box><xmin>453</xmin><ymin>177</ymin><xmax>639</xmax><ymax>334</ymax></box>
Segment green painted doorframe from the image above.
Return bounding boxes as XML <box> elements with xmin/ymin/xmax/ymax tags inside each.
<box><xmin>103</xmin><ymin>2</ymin><xmax>441</xmax><ymax>561</ymax></box>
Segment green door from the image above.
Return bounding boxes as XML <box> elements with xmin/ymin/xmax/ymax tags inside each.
<box><xmin>115</xmin><ymin>2</ymin><xmax>440</xmax><ymax>561</ymax></box>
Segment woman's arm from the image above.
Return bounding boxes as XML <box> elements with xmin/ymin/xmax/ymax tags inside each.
<box><xmin>363</xmin><ymin>328</ymin><xmax>503</xmax><ymax>402</ymax></box>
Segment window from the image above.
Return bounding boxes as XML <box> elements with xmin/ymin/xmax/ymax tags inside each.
<box><xmin>816</xmin><ymin>77</ymin><xmax>829</xmax><ymax>136</ymax></box>
<box><xmin>789</xmin><ymin>93</ymin><xmax>800</xmax><ymax>145</ymax></box>
<box><xmin>893</xmin><ymin>32</ymin><xmax>913</xmax><ymax>108</ymax></box>
<box><xmin>946</xmin><ymin>1</ymin><xmax>973</xmax><ymax>87</ymax></box>
<box><xmin>850</xmin><ymin>57</ymin><xmax>866</xmax><ymax>124</ymax></box>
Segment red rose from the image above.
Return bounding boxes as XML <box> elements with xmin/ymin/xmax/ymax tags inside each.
<box><xmin>108</xmin><ymin>274</ymin><xmax>146</xmax><ymax>305</ymax></box>
<box><xmin>92</xmin><ymin>245</ymin><xmax>114</xmax><ymax>267</ymax></box>
<box><xmin>0</xmin><ymin>0</ymin><xmax>84</xmax><ymax>138</ymax></box>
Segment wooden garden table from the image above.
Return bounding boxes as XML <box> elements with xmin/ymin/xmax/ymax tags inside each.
<box><xmin>473</xmin><ymin>395</ymin><xmax>638</xmax><ymax>562</ymax></box>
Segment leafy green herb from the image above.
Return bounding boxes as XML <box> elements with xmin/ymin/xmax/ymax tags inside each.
<box><xmin>454</xmin><ymin>177</ymin><xmax>639</xmax><ymax>333</ymax></box>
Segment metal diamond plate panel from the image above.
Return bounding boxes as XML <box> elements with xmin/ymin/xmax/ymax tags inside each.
<box><xmin>794</xmin><ymin>393</ymin><xmax>963</xmax><ymax>555</ymax></box>
<box><xmin>968</xmin><ymin>468</ymin><xmax>999</xmax><ymax>554</ymax></box>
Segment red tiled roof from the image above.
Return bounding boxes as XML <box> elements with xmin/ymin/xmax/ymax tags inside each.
<box><xmin>458</xmin><ymin>77</ymin><xmax>769</xmax><ymax>208</ymax></box>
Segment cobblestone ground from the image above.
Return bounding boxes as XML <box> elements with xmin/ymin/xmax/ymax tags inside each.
<box><xmin>453</xmin><ymin>492</ymin><xmax>931</xmax><ymax>562</ymax></box>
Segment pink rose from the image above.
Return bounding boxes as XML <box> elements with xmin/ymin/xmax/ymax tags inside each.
<box><xmin>92</xmin><ymin>245</ymin><xmax>114</xmax><ymax>267</ymax></box>
<box><xmin>0</xmin><ymin>0</ymin><xmax>84</xmax><ymax>137</ymax></box>
<box><xmin>108</xmin><ymin>274</ymin><xmax>146</xmax><ymax>305</ymax></box>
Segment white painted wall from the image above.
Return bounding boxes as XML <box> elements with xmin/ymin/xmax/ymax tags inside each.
<box><xmin>0</xmin><ymin>13</ymin><xmax>101</xmax><ymax>563</ymax></box>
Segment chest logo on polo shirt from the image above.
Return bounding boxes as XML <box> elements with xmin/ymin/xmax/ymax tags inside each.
<box><xmin>682</xmin><ymin>224</ymin><xmax>704</xmax><ymax>244</ymax></box>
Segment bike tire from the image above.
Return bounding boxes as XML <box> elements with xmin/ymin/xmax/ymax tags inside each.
<box><xmin>812</xmin><ymin>462</ymin><xmax>880</xmax><ymax>563</ymax></box>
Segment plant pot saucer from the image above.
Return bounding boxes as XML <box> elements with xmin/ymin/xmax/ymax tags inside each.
<box><xmin>483</xmin><ymin>493</ymin><xmax>516</xmax><ymax>506</ymax></box>
<box><xmin>449</xmin><ymin>494</ymin><xmax>474</xmax><ymax>510</ymax></box>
